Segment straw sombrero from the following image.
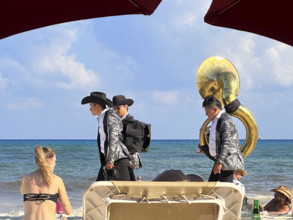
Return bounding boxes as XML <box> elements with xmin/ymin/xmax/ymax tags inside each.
<box><xmin>235</xmin><ymin>169</ymin><xmax>247</xmax><ymax>176</ymax></box>
<box><xmin>271</xmin><ymin>185</ymin><xmax>291</xmax><ymax>203</ymax></box>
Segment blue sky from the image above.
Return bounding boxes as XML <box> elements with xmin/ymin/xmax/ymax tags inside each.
<box><xmin>1</xmin><ymin>0</ymin><xmax>293</xmax><ymax>140</ymax></box>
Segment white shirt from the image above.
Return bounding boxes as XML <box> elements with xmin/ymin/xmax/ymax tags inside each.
<box><xmin>121</xmin><ymin>112</ymin><xmax>129</xmax><ymax>120</ymax></box>
<box><xmin>209</xmin><ymin>109</ymin><xmax>225</xmax><ymax>157</ymax></box>
<box><xmin>233</xmin><ymin>178</ymin><xmax>246</xmax><ymax>195</ymax></box>
<box><xmin>97</xmin><ymin>109</ymin><xmax>109</xmax><ymax>154</ymax></box>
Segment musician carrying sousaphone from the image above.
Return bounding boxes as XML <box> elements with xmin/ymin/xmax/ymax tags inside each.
<box><xmin>196</xmin><ymin>56</ymin><xmax>258</xmax><ymax>183</ymax></box>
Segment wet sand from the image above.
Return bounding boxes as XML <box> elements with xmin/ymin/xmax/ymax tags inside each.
<box><xmin>242</xmin><ymin>213</ymin><xmax>292</xmax><ymax>219</ymax></box>
<box><xmin>0</xmin><ymin>218</ymin><xmax>82</xmax><ymax>220</ymax></box>
<box><xmin>0</xmin><ymin>213</ymin><xmax>291</xmax><ymax>220</ymax></box>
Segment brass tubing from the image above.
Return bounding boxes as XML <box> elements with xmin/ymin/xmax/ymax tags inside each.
<box><xmin>198</xmin><ymin>105</ymin><xmax>258</xmax><ymax>158</ymax></box>
<box><xmin>230</xmin><ymin>106</ymin><xmax>258</xmax><ymax>158</ymax></box>
<box><xmin>199</xmin><ymin>118</ymin><xmax>211</xmax><ymax>146</ymax></box>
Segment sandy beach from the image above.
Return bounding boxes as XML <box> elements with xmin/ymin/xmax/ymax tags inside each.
<box><xmin>0</xmin><ymin>212</ymin><xmax>292</xmax><ymax>220</ymax></box>
<box><xmin>242</xmin><ymin>212</ymin><xmax>292</xmax><ymax>220</ymax></box>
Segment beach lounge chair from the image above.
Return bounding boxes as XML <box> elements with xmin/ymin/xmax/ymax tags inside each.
<box><xmin>83</xmin><ymin>181</ymin><xmax>243</xmax><ymax>220</ymax></box>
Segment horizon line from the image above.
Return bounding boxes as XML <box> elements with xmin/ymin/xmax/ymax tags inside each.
<box><xmin>1</xmin><ymin>138</ymin><xmax>293</xmax><ymax>141</ymax></box>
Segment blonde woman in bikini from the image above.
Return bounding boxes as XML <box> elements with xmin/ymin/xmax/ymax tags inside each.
<box><xmin>20</xmin><ymin>146</ymin><xmax>72</xmax><ymax>219</ymax></box>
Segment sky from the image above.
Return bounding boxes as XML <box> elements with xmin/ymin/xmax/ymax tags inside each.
<box><xmin>1</xmin><ymin>0</ymin><xmax>293</xmax><ymax>140</ymax></box>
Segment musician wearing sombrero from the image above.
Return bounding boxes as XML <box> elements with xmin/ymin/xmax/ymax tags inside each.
<box><xmin>81</xmin><ymin>91</ymin><xmax>132</xmax><ymax>181</ymax></box>
<box><xmin>264</xmin><ymin>185</ymin><xmax>291</xmax><ymax>215</ymax></box>
<box><xmin>112</xmin><ymin>95</ymin><xmax>135</xmax><ymax>180</ymax></box>
<box><xmin>112</xmin><ymin>95</ymin><xmax>134</xmax><ymax>121</ymax></box>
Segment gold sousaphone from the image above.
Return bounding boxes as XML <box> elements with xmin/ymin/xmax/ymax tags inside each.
<box><xmin>196</xmin><ymin>56</ymin><xmax>258</xmax><ymax>158</ymax></box>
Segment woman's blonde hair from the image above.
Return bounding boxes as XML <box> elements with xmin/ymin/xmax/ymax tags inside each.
<box><xmin>34</xmin><ymin>146</ymin><xmax>55</xmax><ymax>185</ymax></box>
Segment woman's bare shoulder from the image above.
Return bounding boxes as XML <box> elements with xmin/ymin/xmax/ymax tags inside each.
<box><xmin>22</xmin><ymin>171</ymin><xmax>38</xmax><ymax>180</ymax></box>
<box><xmin>52</xmin><ymin>174</ymin><xmax>64</xmax><ymax>185</ymax></box>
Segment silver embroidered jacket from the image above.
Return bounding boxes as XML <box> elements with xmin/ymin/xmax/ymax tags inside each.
<box><xmin>215</xmin><ymin>112</ymin><xmax>244</xmax><ymax>171</ymax></box>
<box><xmin>104</xmin><ymin>108</ymin><xmax>129</xmax><ymax>164</ymax></box>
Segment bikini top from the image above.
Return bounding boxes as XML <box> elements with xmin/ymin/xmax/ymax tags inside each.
<box><xmin>23</xmin><ymin>193</ymin><xmax>59</xmax><ymax>203</ymax></box>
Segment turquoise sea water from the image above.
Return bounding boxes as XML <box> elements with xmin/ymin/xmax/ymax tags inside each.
<box><xmin>1</xmin><ymin>139</ymin><xmax>293</xmax><ymax>218</ymax></box>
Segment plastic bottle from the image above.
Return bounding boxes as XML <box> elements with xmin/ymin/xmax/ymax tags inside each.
<box><xmin>56</xmin><ymin>200</ymin><xmax>63</xmax><ymax>214</ymax></box>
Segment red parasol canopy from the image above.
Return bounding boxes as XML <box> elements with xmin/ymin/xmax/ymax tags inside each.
<box><xmin>0</xmin><ymin>0</ymin><xmax>162</xmax><ymax>40</ymax></box>
<box><xmin>204</xmin><ymin>0</ymin><xmax>293</xmax><ymax>46</ymax></box>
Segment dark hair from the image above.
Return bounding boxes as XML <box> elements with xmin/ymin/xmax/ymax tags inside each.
<box><xmin>152</xmin><ymin>170</ymin><xmax>189</xmax><ymax>182</ymax></box>
<box><xmin>186</xmin><ymin>174</ymin><xmax>204</xmax><ymax>182</ymax></box>
<box><xmin>202</xmin><ymin>96</ymin><xmax>222</xmax><ymax>109</ymax></box>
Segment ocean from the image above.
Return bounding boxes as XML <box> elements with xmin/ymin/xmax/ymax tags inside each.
<box><xmin>1</xmin><ymin>139</ymin><xmax>293</xmax><ymax>219</ymax></box>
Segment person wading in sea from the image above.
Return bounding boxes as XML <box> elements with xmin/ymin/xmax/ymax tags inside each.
<box><xmin>20</xmin><ymin>146</ymin><xmax>72</xmax><ymax>220</ymax></box>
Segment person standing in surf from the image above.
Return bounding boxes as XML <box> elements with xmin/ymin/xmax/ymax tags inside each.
<box><xmin>81</xmin><ymin>91</ymin><xmax>132</xmax><ymax>181</ymax></box>
<box><xmin>197</xmin><ymin>96</ymin><xmax>244</xmax><ymax>182</ymax></box>
<box><xmin>20</xmin><ymin>146</ymin><xmax>72</xmax><ymax>220</ymax></box>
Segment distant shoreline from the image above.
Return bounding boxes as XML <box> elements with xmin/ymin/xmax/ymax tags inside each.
<box><xmin>1</xmin><ymin>139</ymin><xmax>293</xmax><ymax>141</ymax></box>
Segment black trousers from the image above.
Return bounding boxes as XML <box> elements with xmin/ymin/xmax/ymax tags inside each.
<box><xmin>208</xmin><ymin>163</ymin><xmax>234</xmax><ymax>182</ymax></box>
<box><xmin>129</xmin><ymin>167</ymin><xmax>136</xmax><ymax>181</ymax></box>
<box><xmin>96</xmin><ymin>158</ymin><xmax>134</xmax><ymax>181</ymax></box>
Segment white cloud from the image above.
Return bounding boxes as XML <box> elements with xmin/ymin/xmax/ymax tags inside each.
<box><xmin>36</xmin><ymin>52</ymin><xmax>100</xmax><ymax>89</ymax></box>
<box><xmin>31</xmin><ymin>26</ymin><xmax>100</xmax><ymax>89</ymax></box>
<box><xmin>0</xmin><ymin>23</ymin><xmax>101</xmax><ymax>90</ymax></box>
<box><xmin>265</xmin><ymin>43</ymin><xmax>293</xmax><ymax>87</ymax></box>
<box><xmin>153</xmin><ymin>0</ymin><xmax>208</xmax><ymax>47</ymax></box>
<box><xmin>209</xmin><ymin>30</ymin><xmax>293</xmax><ymax>90</ymax></box>
<box><xmin>151</xmin><ymin>90</ymin><xmax>179</xmax><ymax>105</ymax></box>
<box><xmin>0</xmin><ymin>57</ymin><xmax>32</xmax><ymax>89</ymax></box>
<box><xmin>4</xmin><ymin>98</ymin><xmax>42</xmax><ymax>111</ymax></box>
<box><xmin>4</xmin><ymin>58</ymin><xmax>27</xmax><ymax>72</ymax></box>
<box><xmin>237</xmin><ymin>34</ymin><xmax>256</xmax><ymax>54</ymax></box>
<box><xmin>174</xmin><ymin>0</ymin><xmax>210</xmax><ymax>13</ymax></box>
<box><xmin>0</xmin><ymin>72</ymin><xmax>8</xmax><ymax>89</ymax></box>
<box><xmin>174</xmin><ymin>12</ymin><xmax>197</xmax><ymax>28</ymax></box>
<box><xmin>175</xmin><ymin>0</ymin><xmax>185</xmax><ymax>3</ymax></box>
<box><xmin>266</xmin><ymin>47</ymin><xmax>280</xmax><ymax>60</ymax></box>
